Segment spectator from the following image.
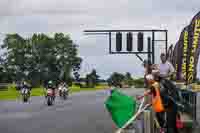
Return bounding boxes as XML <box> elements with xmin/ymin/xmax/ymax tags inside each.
<box><xmin>159</xmin><ymin>53</ymin><xmax>175</xmax><ymax>79</ymax></box>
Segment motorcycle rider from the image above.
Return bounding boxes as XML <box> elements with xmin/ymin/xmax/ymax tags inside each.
<box><xmin>20</xmin><ymin>81</ymin><xmax>31</xmax><ymax>96</ymax></box>
<box><xmin>58</xmin><ymin>82</ymin><xmax>64</xmax><ymax>96</ymax></box>
<box><xmin>58</xmin><ymin>82</ymin><xmax>69</xmax><ymax>97</ymax></box>
<box><xmin>63</xmin><ymin>83</ymin><xmax>69</xmax><ymax>92</ymax></box>
<box><xmin>46</xmin><ymin>80</ymin><xmax>56</xmax><ymax>99</ymax></box>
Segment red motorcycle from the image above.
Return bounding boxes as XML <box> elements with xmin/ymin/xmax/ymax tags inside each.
<box><xmin>46</xmin><ymin>88</ymin><xmax>55</xmax><ymax>106</ymax></box>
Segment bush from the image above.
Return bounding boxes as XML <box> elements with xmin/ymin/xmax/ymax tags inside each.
<box><xmin>107</xmin><ymin>72</ymin><xmax>125</xmax><ymax>87</ymax></box>
<box><xmin>193</xmin><ymin>78</ymin><xmax>200</xmax><ymax>85</ymax></box>
<box><xmin>134</xmin><ymin>84</ymin><xmax>145</xmax><ymax>88</ymax></box>
<box><xmin>133</xmin><ymin>78</ymin><xmax>144</xmax><ymax>88</ymax></box>
<box><xmin>7</xmin><ymin>84</ymin><xmax>16</xmax><ymax>91</ymax></box>
<box><xmin>74</xmin><ymin>82</ymin><xmax>81</xmax><ymax>86</ymax></box>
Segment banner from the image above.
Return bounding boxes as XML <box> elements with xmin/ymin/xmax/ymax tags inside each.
<box><xmin>174</xmin><ymin>26</ymin><xmax>188</xmax><ymax>81</ymax></box>
<box><xmin>172</xmin><ymin>11</ymin><xmax>200</xmax><ymax>84</ymax></box>
<box><xmin>167</xmin><ymin>44</ymin><xmax>173</xmax><ymax>62</ymax></box>
<box><xmin>179</xmin><ymin>26</ymin><xmax>190</xmax><ymax>82</ymax></box>
<box><xmin>172</xmin><ymin>42</ymin><xmax>178</xmax><ymax>67</ymax></box>
<box><xmin>187</xmin><ymin>11</ymin><xmax>200</xmax><ymax>84</ymax></box>
<box><xmin>172</xmin><ymin>42</ymin><xmax>179</xmax><ymax>78</ymax></box>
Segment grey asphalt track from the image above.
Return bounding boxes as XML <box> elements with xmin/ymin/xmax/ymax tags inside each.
<box><xmin>0</xmin><ymin>89</ymin><xmax>199</xmax><ymax>133</ymax></box>
<box><xmin>0</xmin><ymin>89</ymin><xmax>145</xmax><ymax>133</ymax></box>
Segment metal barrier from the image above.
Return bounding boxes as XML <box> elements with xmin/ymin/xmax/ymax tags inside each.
<box><xmin>0</xmin><ymin>83</ymin><xmax>10</xmax><ymax>90</ymax></box>
<box><xmin>124</xmin><ymin>110</ymin><xmax>151</xmax><ymax>133</ymax></box>
<box><xmin>179</xmin><ymin>89</ymin><xmax>198</xmax><ymax>127</ymax></box>
<box><xmin>144</xmin><ymin>110</ymin><xmax>151</xmax><ymax>133</ymax></box>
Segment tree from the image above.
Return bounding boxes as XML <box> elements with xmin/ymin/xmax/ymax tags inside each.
<box><xmin>1</xmin><ymin>34</ymin><xmax>27</xmax><ymax>81</ymax></box>
<box><xmin>107</xmin><ymin>72</ymin><xmax>125</xmax><ymax>87</ymax></box>
<box><xmin>1</xmin><ymin>33</ymin><xmax>82</xmax><ymax>86</ymax></box>
<box><xmin>90</xmin><ymin>69</ymin><xmax>100</xmax><ymax>85</ymax></box>
<box><xmin>86</xmin><ymin>74</ymin><xmax>93</xmax><ymax>88</ymax></box>
<box><xmin>125</xmin><ymin>72</ymin><xmax>132</xmax><ymax>79</ymax></box>
<box><xmin>85</xmin><ymin>69</ymin><xmax>100</xmax><ymax>87</ymax></box>
<box><xmin>124</xmin><ymin>72</ymin><xmax>134</xmax><ymax>87</ymax></box>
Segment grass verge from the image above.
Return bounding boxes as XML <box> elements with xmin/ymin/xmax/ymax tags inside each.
<box><xmin>0</xmin><ymin>84</ymin><xmax>108</xmax><ymax>100</ymax></box>
<box><xmin>69</xmin><ymin>84</ymin><xmax>108</xmax><ymax>93</ymax></box>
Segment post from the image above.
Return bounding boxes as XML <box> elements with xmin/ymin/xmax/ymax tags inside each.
<box><xmin>165</xmin><ymin>31</ymin><xmax>168</xmax><ymax>55</ymax></box>
<box><xmin>147</xmin><ymin>37</ymin><xmax>151</xmax><ymax>64</ymax></box>
<box><xmin>193</xmin><ymin>92</ymin><xmax>197</xmax><ymax>122</ymax></box>
<box><xmin>144</xmin><ymin>110</ymin><xmax>151</xmax><ymax>133</ymax></box>
<box><xmin>152</xmin><ymin>32</ymin><xmax>155</xmax><ymax>64</ymax></box>
<box><xmin>109</xmin><ymin>32</ymin><xmax>112</xmax><ymax>54</ymax></box>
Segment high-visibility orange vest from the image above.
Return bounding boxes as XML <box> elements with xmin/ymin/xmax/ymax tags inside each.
<box><xmin>151</xmin><ymin>82</ymin><xmax>165</xmax><ymax>113</ymax></box>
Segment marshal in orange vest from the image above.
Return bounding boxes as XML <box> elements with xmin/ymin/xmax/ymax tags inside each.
<box><xmin>151</xmin><ymin>82</ymin><xmax>165</xmax><ymax>113</ymax></box>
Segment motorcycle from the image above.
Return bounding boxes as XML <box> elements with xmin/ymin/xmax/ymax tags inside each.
<box><xmin>59</xmin><ymin>87</ymin><xmax>69</xmax><ymax>100</ymax></box>
<box><xmin>46</xmin><ymin>88</ymin><xmax>55</xmax><ymax>106</ymax></box>
<box><xmin>21</xmin><ymin>88</ymin><xmax>30</xmax><ymax>102</ymax></box>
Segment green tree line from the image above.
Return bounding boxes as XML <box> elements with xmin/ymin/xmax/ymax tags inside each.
<box><xmin>107</xmin><ymin>72</ymin><xmax>144</xmax><ymax>88</ymax></box>
<box><xmin>0</xmin><ymin>33</ymin><xmax>82</xmax><ymax>87</ymax></box>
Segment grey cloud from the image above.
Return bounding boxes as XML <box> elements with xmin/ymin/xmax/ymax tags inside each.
<box><xmin>0</xmin><ymin>0</ymin><xmax>198</xmax><ymax>17</ymax></box>
<box><xmin>79</xmin><ymin>55</ymin><xmax>145</xmax><ymax>79</ymax></box>
<box><xmin>153</xmin><ymin>0</ymin><xmax>200</xmax><ymax>12</ymax></box>
<box><xmin>0</xmin><ymin>0</ymin><xmax>89</xmax><ymax>16</ymax></box>
<box><xmin>0</xmin><ymin>0</ymin><xmax>200</xmax><ymax>78</ymax></box>
<box><xmin>0</xmin><ymin>16</ymin><xmax>49</xmax><ymax>33</ymax></box>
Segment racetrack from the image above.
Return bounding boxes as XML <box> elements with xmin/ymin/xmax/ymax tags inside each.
<box><xmin>0</xmin><ymin>89</ymin><xmax>199</xmax><ymax>133</ymax></box>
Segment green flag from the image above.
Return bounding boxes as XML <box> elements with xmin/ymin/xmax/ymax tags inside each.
<box><xmin>105</xmin><ymin>89</ymin><xmax>136</xmax><ymax>128</ymax></box>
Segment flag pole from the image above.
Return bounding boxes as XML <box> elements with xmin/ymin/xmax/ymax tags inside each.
<box><xmin>115</xmin><ymin>99</ymin><xmax>151</xmax><ymax>133</ymax></box>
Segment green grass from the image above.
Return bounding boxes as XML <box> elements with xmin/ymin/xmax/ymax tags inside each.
<box><xmin>69</xmin><ymin>84</ymin><xmax>108</xmax><ymax>93</ymax></box>
<box><xmin>0</xmin><ymin>84</ymin><xmax>19</xmax><ymax>100</ymax></box>
<box><xmin>0</xmin><ymin>87</ymin><xmax>19</xmax><ymax>100</ymax></box>
<box><xmin>0</xmin><ymin>84</ymin><xmax>108</xmax><ymax>100</ymax></box>
<box><xmin>31</xmin><ymin>87</ymin><xmax>46</xmax><ymax>96</ymax></box>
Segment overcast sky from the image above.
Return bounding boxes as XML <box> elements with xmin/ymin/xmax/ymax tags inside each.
<box><xmin>0</xmin><ymin>0</ymin><xmax>200</xmax><ymax>79</ymax></box>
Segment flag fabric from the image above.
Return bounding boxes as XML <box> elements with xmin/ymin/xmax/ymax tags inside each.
<box><xmin>181</xmin><ymin>26</ymin><xmax>190</xmax><ymax>83</ymax></box>
<box><xmin>167</xmin><ymin>44</ymin><xmax>173</xmax><ymax>62</ymax></box>
<box><xmin>177</xmin><ymin>26</ymin><xmax>190</xmax><ymax>81</ymax></box>
<box><xmin>172</xmin><ymin>41</ymin><xmax>181</xmax><ymax>80</ymax></box>
<box><xmin>104</xmin><ymin>89</ymin><xmax>136</xmax><ymax>128</ymax></box>
<box><xmin>176</xmin><ymin>29</ymin><xmax>184</xmax><ymax>81</ymax></box>
<box><xmin>187</xmin><ymin>11</ymin><xmax>200</xmax><ymax>84</ymax></box>
<box><xmin>172</xmin><ymin>11</ymin><xmax>200</xmax><ymax>84</ymax></box>
<box><xmin>171</xmin><ymin>42</ymin><xmax>178</xmax><ymax>69</ymax></box>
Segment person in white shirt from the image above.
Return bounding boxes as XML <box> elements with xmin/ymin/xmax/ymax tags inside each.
<box><xmin>159</xmin><ymin>53</ymin><xmax>175</xmax><ymax>79</ymax></box>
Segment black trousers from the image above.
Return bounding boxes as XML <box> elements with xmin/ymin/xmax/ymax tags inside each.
<box><xmin>156</xmin><ymin>112</ymin><xmax>166</xmax><ymax>128</ymax></box>
<box><xmin>166</xmin><ymin>104</ymin><xmax>179</xmax><ymax>133</ymax></box>
<box><xmin>156</xmin><ymin>108</ymin><xmax>178</xmax><ymax>133</ymax></box>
